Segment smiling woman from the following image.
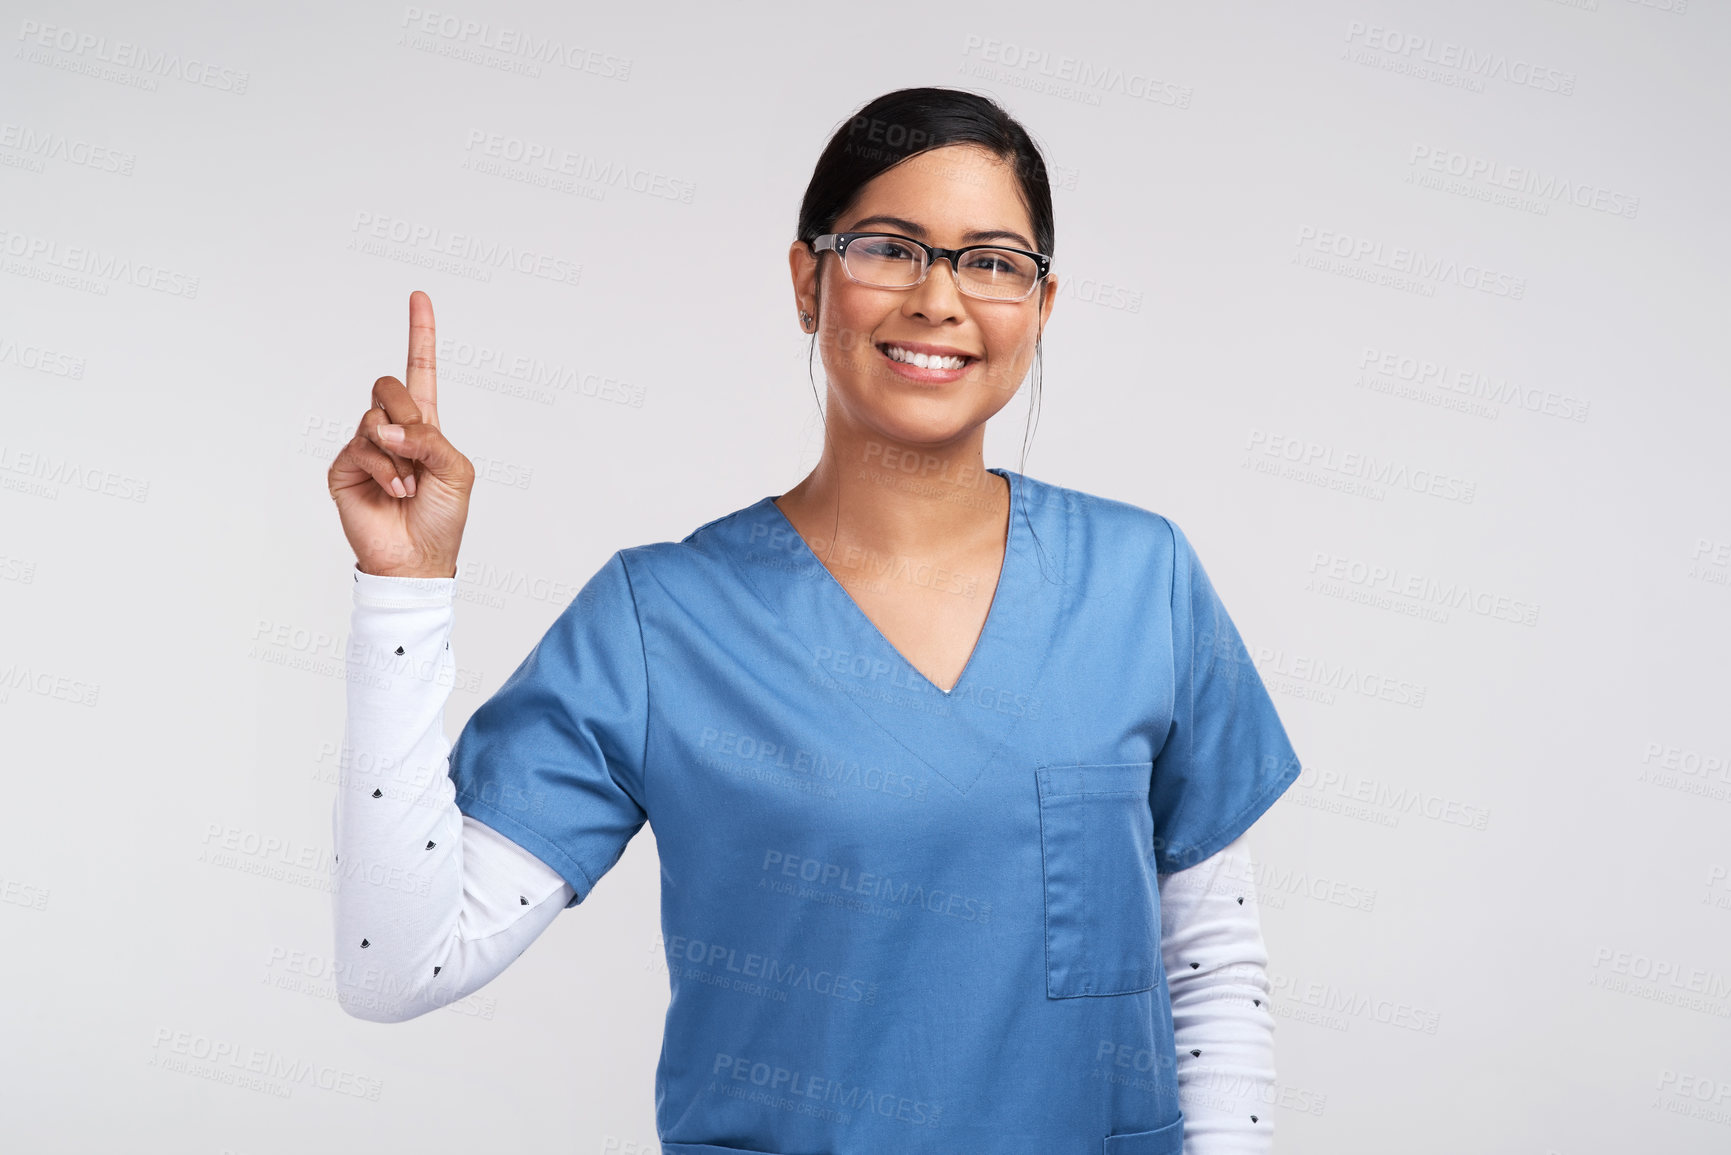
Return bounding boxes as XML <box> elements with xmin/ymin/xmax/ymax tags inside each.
<box><xmin>778</xmin><ymin>94</ymin><xmax>1062</xmax><ymax>696</ymax></box>
<box><xmin>328</xmin><ymin>86</ymin><xmax>1301</xmax><ymax>1155</ymax></box>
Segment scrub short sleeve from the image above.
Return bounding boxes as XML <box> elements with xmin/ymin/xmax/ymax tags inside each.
<box><xmin>448</xmin><ymin>550</ymin><xmax>650</xmax><ymax>909</ymax></box>
<box><xmin>1150</xmin><ymin>518</ymin><xmax>1302</xmax><ymax>874</ymax></box>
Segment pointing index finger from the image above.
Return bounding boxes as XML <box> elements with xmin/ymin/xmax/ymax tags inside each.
<box><xmin>405</xmin><ymin>290</ymin><xmax>440</xmax><ymax>430</ymax></box>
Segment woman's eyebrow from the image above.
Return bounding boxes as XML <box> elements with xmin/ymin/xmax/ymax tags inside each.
<box><xmin>847</xmin><ymin>214</ymin><xmax>1035</xmax><ymax>250</ymax></box>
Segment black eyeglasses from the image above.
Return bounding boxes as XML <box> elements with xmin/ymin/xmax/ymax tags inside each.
<box><xmin>811</xmin><ymin>232</ymin><xmax>1052</xmax><ymax>302</ymax></box>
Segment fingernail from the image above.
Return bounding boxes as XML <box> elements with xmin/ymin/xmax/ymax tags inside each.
<box><xmin>379</xmin><ymin>424</ymin><xmax>404</xmax><ymax>445</ymax></box>
<box><xmin>403</xmin><ymin>472</ymin><xmax>417</xmax><ymax>497</ymax></box>
<box><xmin>390</xmin><ymin>476</ymin><xmax>407</xmax><ymax>498</ymax></box>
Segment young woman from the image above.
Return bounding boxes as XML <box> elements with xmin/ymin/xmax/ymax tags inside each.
<box><xmin>327</xmin><ymin>87</ymin><xmax>1301</xmax><ymax>1155</ymax></box>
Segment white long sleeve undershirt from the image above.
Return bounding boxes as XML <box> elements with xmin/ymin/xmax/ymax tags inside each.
<box><xmin>1157</xmin><ymin>828</ymin><xmax>1279</xmax><ymax>1151</ymax></box>
<box><xmin>331</xmin><ymin>566</ymin><xmax>1280</xmax><ymax>1152</ymax></box>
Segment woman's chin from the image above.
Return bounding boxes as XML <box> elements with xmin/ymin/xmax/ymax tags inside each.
<box><xmin>849</xmin><ymin>405</ymin><xmax>999</xmax><ymax>454</ymax></box>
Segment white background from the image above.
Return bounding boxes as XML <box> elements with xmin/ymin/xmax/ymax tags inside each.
<box><xmin>3</xmin><ymin>1</ymin><xmax>1728</xmax><ymax>1152</ymax></box>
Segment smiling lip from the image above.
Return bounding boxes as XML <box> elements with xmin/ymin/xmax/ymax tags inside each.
<box><xmin>875</xmin><ymin>340</ymin><xmax>977</xmax><ymax>384</ymax></box>
<box><xmin>878</xmin><ymin>340</ymin><xmax>979</xmax><ymax>360</ymax></box>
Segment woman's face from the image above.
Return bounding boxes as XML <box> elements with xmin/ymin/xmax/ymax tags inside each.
<box><xmin>788</xmin><ymin>143</ymin><xmax>1058</xmax><ymax>454</ymax></box>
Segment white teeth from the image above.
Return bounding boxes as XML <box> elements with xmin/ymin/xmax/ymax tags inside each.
<box><xmin>884</xmin><ymin>344</ymin><xmax>968</xmax><ymax>370</ymax></box>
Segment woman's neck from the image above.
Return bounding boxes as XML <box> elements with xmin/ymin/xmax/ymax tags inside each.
<box><xmin>774</xmin><ymin>438</ymin><xmax>1008</xmax><ymax>562</ymax></box>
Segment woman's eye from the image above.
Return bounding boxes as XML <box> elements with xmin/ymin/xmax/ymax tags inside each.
<box><xmin>861</xmin><ymin>241</ymin><xmax>915</xmax><ymax>260</ymax></box>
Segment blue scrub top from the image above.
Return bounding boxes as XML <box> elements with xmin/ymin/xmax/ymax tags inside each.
<box><xmin>448</xmin><ymin>467</ymin><xmax>1302</xmax><ymax>1155</ymax></box>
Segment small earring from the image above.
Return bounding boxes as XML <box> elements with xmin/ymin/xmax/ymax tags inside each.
<box><xmin>799</xmin><ymin>311</ymin><xmax>813</xmax><ymax>330</ymax></box>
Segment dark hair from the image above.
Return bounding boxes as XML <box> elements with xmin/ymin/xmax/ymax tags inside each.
<box><xmin>796</xmin><ymin>86</ymin><xmax>1055</xmax><ymax>263</ymax></box>
<box><xmin>794</xmin><ymin>86</ymin><xmax>1058</xmax><ymax>542</ymax></box>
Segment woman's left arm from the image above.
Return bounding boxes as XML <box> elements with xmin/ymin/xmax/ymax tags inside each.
<box><xmin>1158</xmin><ymin>833</ymin><xmax>1277</xmax><ymax>1154</ymax></box>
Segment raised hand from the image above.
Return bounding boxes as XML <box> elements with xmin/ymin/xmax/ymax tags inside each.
<box><xmin>327</xmin><ymin>291</ymin><xmax>475</xmax><ymax>579</ymax></box>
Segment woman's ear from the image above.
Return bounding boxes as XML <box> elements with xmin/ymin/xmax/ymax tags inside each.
<box><xmin>788</xmin><ymin>240</ymin><xmax>819</xmax><ymax>332</ymax></box>
<box><xmin>1036</xmin><ymin>274</ymin><xmax>1058</xmax><ymax>341</ymax></box>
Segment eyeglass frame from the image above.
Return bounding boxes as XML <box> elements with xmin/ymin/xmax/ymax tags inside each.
<box><xmin>809</xmin><ymin>232</ymin><xmax>1053</xmax><ymax>302</ymax></box>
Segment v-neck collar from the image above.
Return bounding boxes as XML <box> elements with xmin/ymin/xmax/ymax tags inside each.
<box><xmin>765</xmin><ymin>468</ymin><xmax>1018</xmax><ymax>699</ymax></box>
<box><xmin>724</xmin><ymin>467</ymin><xmax>1067</xmax><ymax>796</ymax></box>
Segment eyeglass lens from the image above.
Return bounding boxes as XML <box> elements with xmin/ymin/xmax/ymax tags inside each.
<box><xmin>844</xmin><ymin>236</ymin><xmax>1039</xmax><ymax>300</ymax></box>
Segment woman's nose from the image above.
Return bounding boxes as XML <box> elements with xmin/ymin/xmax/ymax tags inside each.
<box><xmin>905</xmin><ymin>258</ymin><xmax>968</xmax><ymax>320</ymax></box>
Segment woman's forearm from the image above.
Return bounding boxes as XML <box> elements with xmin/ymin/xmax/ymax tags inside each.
<box><xmin>332</xmin><ymin>567</ymin><xmax>573</xmax><ymax>1023</ymax></box>
<box><xmin>1159</xmin><ymin>834</ymin><xmax>1277</xmax><ymax>1154</ymax></box>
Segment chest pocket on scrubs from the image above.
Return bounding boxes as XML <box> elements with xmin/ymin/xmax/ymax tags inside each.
<box><xmin>1036</xmin><ymin>762</ymin><xmax>1160</xmax><ymax>998</ymax></box>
